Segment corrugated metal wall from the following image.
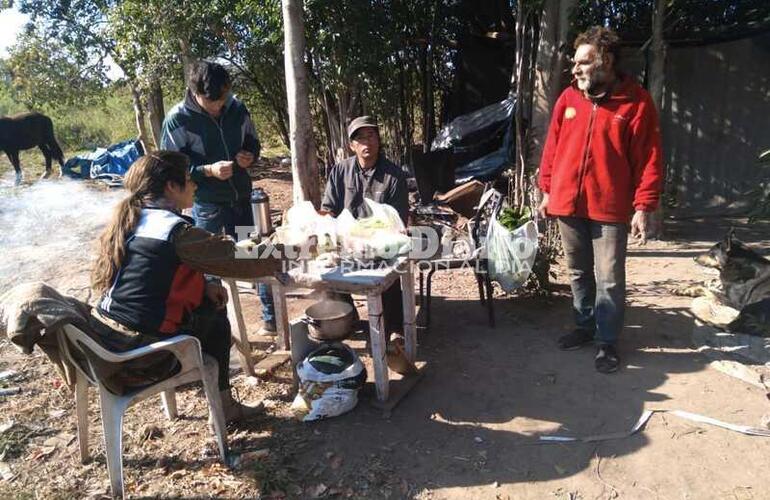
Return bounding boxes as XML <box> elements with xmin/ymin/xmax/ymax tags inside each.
<box><xmin>623</xmin><ymin>33</ymin><xmax>770</xmax><ymax>215</ymax></box>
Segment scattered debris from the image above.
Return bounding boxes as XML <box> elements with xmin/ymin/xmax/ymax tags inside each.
<box><xmin>0</xmin><ymin>462</ymin><xmax>14</xmax><ymax>481</ymax></box>
<box><xmin>0</xmin><ymin>388</ymin><xmax>21</xmax><ymax>397</ymax></box>
<box><xmin>0</xmin><ymin>423</ymin><xmax>35</xmax><ymax>460</ymax></box>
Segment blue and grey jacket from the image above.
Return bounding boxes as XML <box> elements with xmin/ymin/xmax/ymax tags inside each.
<box><xmin>160</xmin><ymin>90</ymin><xmax>260</xmax><ymax>204</ymax></box>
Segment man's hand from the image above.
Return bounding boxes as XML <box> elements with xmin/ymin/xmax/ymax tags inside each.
<box><xmin>537</xmin><ymin>192</ymin><xmax>550</xmax><ymax>219</ymax></box>
<box><xmin>235</xmin><ymin>150</ymin><xmax>255</xmax><ymax>168</ymax></box>
<box><xmin>630</xmin><ymin>210</ymin><xmax>650</xmax><ymax>245</ymax></box>
<box><xmin>205</xmin><ymin>160</ymin><xmax>234</xmax><ymax>180</ymax></box>
<box><xmin>205</xmin><ymin>282</ymin><xmax>228</xmax><ymax>309</ymax></box>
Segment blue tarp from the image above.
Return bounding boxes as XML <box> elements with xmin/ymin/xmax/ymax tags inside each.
<box><xmin>62</xmin><ymin>139</ymin><xmax>144</xmax><ymax>183</ymax></box>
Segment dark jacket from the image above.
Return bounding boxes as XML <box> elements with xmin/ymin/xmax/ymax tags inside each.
<box><xmin>98</xmin><ymin>207</ymin><xmax>284</xmax><ymax>336</ymax></box>
<box><xmin>322</xmin><ymin>155</ymin><xmax>409</xmax><ymax>224</ymax></box>
<box><xmin>538</xmin><ymin>75</ymin><xmax>664</xmax><ymax>223</ymax></box>
<box><xmin>160</xmin><ymin>91</ymin><xmax>260</xmax><ymax>205</ymax></box>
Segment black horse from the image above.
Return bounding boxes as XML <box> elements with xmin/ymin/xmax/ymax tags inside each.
<box><xmin>0</xmin><ymin>112</ymin><xmax>65</xmax><ymax>184</ymax></box>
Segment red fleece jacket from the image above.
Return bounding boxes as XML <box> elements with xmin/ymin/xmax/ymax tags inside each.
<box><xmin>538</xmin><ymin>76</ymin><xmax>664</xmax><ymax>223</ymax></box>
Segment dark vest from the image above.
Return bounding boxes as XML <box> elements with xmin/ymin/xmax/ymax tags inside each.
<box><xmin>98</xmin><ymin>208</ymin><xmax>205</xmax><ymax>335</ymax></box>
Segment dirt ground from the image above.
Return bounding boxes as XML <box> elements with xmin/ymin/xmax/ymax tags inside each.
<box><xmin>1</xmin><ymin>160</ymin><xmax>770</xmax><ymax>499</ymax></box>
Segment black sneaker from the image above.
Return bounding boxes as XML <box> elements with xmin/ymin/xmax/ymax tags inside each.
<box><xmin>595</xmin><ymin>344</ymin><xmax>620</xmax><ymax>374</ymax></box>
<box><xmin>557</xmin><ymin>329</ymin><xmax>594</xmax><ymax>350</ymax></box>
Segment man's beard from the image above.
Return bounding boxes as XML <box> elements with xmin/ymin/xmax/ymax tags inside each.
<box><xmin>580</xmin><ymin>67</ymin><xmax>610</xmax><ymax>94</ymax></box>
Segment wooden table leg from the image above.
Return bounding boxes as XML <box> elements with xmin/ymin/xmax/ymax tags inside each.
<box><xmin>224</xmin><ymin>279</ymin><xmax>255</xmax><ymax>377</ymax></box>
<box><xmin>271</xmin><ymin>280</ymin><xmax>291</xmax><ymax>352</ymax></box>
<box><xmin>367</xmin><ymin>292</ymin><xmax>389</xmax><ymax>402</ymax></box>
<box><xmin>400</xmin><ymin>262</ymin><xmax>417</xmax><ymax>363</ymax></box>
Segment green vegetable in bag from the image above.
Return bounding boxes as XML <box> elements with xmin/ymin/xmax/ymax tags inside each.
<box><xmin>498</xmin><ymin>206</ymin><xmax>531</xmax><ymax>231</ymax></box>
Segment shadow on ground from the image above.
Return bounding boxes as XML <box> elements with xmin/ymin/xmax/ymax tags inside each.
<box><xmin>265</xmin><ymin>287</ymin><xmax>708</xmax><ymax>492</ymax></box>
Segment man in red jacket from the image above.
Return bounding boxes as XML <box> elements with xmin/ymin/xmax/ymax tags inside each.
<box><xmin>537</xmin><ymin>26</ymin><xmax>664</xmax><ymax>373</ymax></box>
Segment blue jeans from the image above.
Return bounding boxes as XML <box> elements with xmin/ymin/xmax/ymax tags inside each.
<box><xmin>557</xmin><ymin>217</ymin><xmax>628</xmax><ymax>345</ymax></box>
<box><xmin>192</xmin><ymin>200</ymin><xmax>275</xmax><ymax>325</ymax></box>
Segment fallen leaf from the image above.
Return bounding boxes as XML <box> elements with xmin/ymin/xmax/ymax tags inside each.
<box><xmin>43</xmin><ymin>432</ymin><xmax>75</xmax><ymax>448</ymax></box>
<box><xmin>307</xmin><ymin>483</ymin><xmax>328</xmax><ymax>498</ymax></box>
<box><xmin>29</xmin><ymin>446</ymin><xmax>56</xmax><ymax>461</ymax></box>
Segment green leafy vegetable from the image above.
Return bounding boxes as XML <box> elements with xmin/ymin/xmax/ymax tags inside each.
<box><xmin>498</xmin><ymin>206</ymin><xmax>531</xmax><ymax>231</ymax></box>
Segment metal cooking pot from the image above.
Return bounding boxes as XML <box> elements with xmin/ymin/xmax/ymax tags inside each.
<box><xmin>304</xmin><ymin>300</ymin><xmax>356</xmax><ymax>340</ymax></box>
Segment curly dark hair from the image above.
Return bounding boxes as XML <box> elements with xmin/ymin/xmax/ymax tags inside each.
<box><xmin>574</xmin><ymin>26</ymin><xmax>621</xmax><ymax>66</ymax></box>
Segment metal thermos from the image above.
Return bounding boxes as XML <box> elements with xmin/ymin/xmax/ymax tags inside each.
<box><xmin>250</xmin><ymin>187</ymin><xmax>273</xmax><ymax>237</ymax></box>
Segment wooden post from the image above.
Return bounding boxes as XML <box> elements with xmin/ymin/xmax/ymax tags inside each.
<box><xmin>367</xmin><ymin>292</ymin><xmax>390</xmax><ymax>402</ymax></box>
<box><xmin>271</xmin><ymin>280</ymin><xmax>291</xmax><ymax>352</ymax></box>
<box><xmin>400</xmin><ymin>262</ymin><xmax>417</xmax><ymax>363</ymax></box>
<box><xmin>224</xmin><ymin>279</ymin><xmax>256</xmax><ymax>377</ymax></box>
<box><xmin>282</xmin><ymin>0</ymin><xmax>321</xmax><ymax>207</ymax></box>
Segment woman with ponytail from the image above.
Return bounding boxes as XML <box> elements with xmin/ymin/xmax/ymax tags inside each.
<box><xmin>90</xmin><ymin>151</ymin><xmax>281</xmax><ymax>422</ymax></box>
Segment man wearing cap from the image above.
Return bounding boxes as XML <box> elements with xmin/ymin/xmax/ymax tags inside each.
<box><xmin>321</xmin><ymin>116</ymin><xmax>409</xmax><ymax>333</ymax></box>
<box><xmin>322</xmin><ymin>116</ymin><xmax>409</xmax><ymax>225</ymax></box>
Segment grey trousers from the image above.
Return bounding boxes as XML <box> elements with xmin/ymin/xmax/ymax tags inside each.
<box><xmin>557</xmin><ymin>217</ymin><xmax>628</xmax><ymax>345</ymax></box>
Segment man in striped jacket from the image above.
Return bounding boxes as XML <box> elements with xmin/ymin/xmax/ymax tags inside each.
<box><xmin>161</xmin><ymin>61</ymin><xmax>277</xmax><ymax>335</ymax></box>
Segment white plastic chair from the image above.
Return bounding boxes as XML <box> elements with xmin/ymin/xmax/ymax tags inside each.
<box><xmin>58</xmin><ymin>324</ymin><xmax>229</xmax><ymax>499</ymax></box>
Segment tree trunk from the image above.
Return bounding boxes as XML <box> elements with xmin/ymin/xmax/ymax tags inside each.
<box><xmin>420</xmin><ymin>1</ymin><xmax>440</xmax><ymax>152</ymax></box>
<box><xmin>282</xmin><ymin>0</ymin><xmax>321</xmax><ymax>207</ymax></box>
<box><xmin>649</xmin><ymin>0</ymin><xmax>666</xmax><ymax>111</ymax></box>
<box><xmin>179</xmin><ymin>38</ymin><xmax>195</xmax><ymax>84</ymax></box>
<box><xmin>146</xmin><ymin>78</ymin><xmax>165</xmax><ymax>150</ymax></box>
<box><xmin>649</xmin><ymin>0</ymin><xmax>667</xmax><ymax>238</ymax></box>
<box><xmin>531</xmin><ymin>0</ymin><xmax>575</xmax><ymax>169</ymax></box>
<box><xmin>129</xmin><ymin>84</ymin><xmax>151</xmax><ymax>153</ymax></box>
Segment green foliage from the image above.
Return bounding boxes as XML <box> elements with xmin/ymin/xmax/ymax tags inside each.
<box><xmin>5</xmin><ymin>27</ymin><xmax>109</xmax><ymax>112</ymax></box>
<box><xmin>498</xmin><ymin>206</ymin><xmax>532</xmax><ymax>230</ymax></box>
<box><xmin>572</xmin><ymin>0</ymin><xmax>770</xmax><ymax>44</ymax></box>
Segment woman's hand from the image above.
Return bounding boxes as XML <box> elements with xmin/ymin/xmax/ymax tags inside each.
<box><xmin>205</xmin><ymin>282</ymin><xmax>229</xmax><ymax>309</ymax></box>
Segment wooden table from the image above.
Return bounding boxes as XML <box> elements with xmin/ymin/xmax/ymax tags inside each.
<box><xmin>223</xmin><ymin>257</ymin><xmax>419</xmax><ymax>404</ymax></box>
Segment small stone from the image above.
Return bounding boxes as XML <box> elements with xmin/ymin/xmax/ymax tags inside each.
<box><xmin>474</xmin><ymin>436</ymin><xmax>483</xmax><ymax>443</ymax></box>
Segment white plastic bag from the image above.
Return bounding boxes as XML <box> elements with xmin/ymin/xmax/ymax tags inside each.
<box><xmin>277</xmin><ymin>200</ymin><xmax>338</xmax><ymax>247</ymax></box>
<box><xmin>486</xmin><ymin>218</ymin><xmax>538</xmax><ymax>293</ymax></box>
<box><xmin>290</xmin><ymin>343</ymin><xmax>366</xmax><ymax>422</ymax></box>
<box><xmin>338</xmin><ymin>199</ymin><xmax>411</xmax><ymax>260</ymax></box>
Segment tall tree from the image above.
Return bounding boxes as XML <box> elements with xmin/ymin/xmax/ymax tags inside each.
<box><xmin>282</xmin><ymin>0</ymin><xmax>321</xmax><ymax>206</ymax></box>
<box><xmin>14</xmin><ymin>0</ymin><xmax>154</xmax><ymax>149</ymax></box>
<box><xmin>531</xmin><ymin>0</ymin><xmax>575</xmax><ymax>174</ymax></box>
